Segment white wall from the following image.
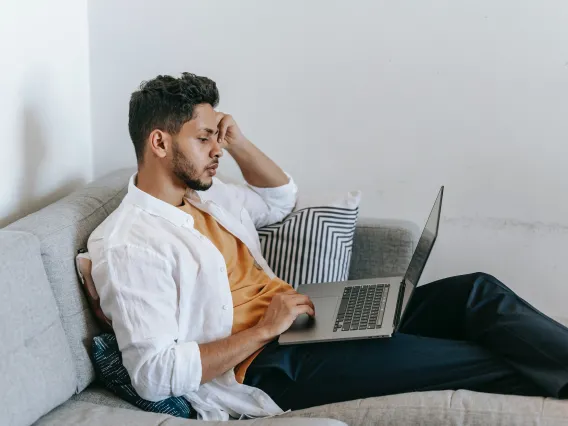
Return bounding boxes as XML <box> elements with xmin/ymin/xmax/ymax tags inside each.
<box><xmin>0</xmin><ymin>0</ymin><xmax>92</xmax><ymax>228</ymax></box>
<box><xmin>88</xmin><ymin>0</ymin><xmax>568</xmax><ymax>318</ymax></box>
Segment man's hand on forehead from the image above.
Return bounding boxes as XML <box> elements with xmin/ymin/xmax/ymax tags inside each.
<box><xmin>215</xmin><ymin>112</ymin><xmax>248</xmax><ymax>151</ymax></box>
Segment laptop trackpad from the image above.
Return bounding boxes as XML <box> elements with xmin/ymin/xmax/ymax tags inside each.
<box><xmin>290</xmin><ymin>296</ymin><xmax>338</xmax><ymax>330</ymax></box>
<box><xmin>279</xmin><ymin>296</ymin><xmax>340</xmax><ymax>344</ymax></box>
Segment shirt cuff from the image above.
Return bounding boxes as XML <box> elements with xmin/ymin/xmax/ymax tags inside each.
<box><xmin>171</xmin><ymin>340</ymin><xmax>202</xmax><ymax>395</ymax></box>
<box><xmin>247</xmin><ymin>172</ymin><xmax>299</xmax><ymax>206</ymax></box>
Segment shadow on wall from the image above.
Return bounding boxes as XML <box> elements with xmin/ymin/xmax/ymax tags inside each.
<box><xmin>0</xmin><ymin>102</ymin><xmax>85</xmax><ymax>228</ymax></box>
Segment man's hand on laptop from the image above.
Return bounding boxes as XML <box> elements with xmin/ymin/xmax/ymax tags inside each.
<box><xmin>198</xmin><ymin>290</ymin><xmax>314</xmax><ymax>384</ymax></box>
<box><xmin>255</xmin><ymin>290</ymin><xmax>316</xmax><ymax>340</ymax></box>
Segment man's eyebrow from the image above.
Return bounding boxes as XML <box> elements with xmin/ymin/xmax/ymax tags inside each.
<box><xmin>200</xmin><ymin>128</ymin><xmax>219</xmax><ymax>135</ymax></box>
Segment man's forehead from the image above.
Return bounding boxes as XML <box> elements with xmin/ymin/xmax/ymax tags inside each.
<box><xmin>185</xmin><ymin>106</ymin><xmax>217</xmax><ymax>132</ymax></box>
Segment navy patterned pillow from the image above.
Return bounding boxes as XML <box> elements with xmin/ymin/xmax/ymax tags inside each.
<box><xmin>92</xmin><ymin>333</ymin><xmax>192</xmax><ymax>418</ymax></box>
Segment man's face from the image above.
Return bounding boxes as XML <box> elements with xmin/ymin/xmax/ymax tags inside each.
<box><xmin>170</xmin><ymin>103</ymin><xmax>222</xmax><ymax>191</ymax></box>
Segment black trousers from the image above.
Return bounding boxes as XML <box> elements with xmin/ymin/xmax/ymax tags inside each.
<box><xmin>244</xmin><ymin>273</ymin><xmax>568</xmax><ymax>411</ymax></box>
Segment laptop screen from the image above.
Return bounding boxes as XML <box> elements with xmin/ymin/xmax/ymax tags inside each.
<box><xmin>398</xmin><ymin>187</ymin><xmax>444</xmax><ymax>321</ymax></box>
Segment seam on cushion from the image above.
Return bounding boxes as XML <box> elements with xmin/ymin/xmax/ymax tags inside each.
<box><xmin>382</xmin><ymin>406</ymin><xmax>539</xmax><ymax>417</ymax></box>
<box><xmin>305</xmin><ymin>405</ymin><xmax>550</xmax><ymax>416</ymax></box>
<box><xmin>2</xmin><ymin>319</ymin><xmax>60</xmax><ymax>357</ymax></box>
<box><xmin>3</xmin><ymin>231</ymin><xmax>34</xmax><ymax>245</ymax></box>
<box><xmin>295</xmin><ymin>399</ymin><xmax>556</xmax><ymax>416</ymax></box>
<box><xmin>355</xmin><ymin>403</ymin><xmax>544</xmax><ymax>415</ymax></box>
<box><xmin>356</xmin><ymin>225</ymin><xmax>408</xmax><ymax>230</ymax></box>
<box><xmin>60</xmin><ymin>307</ymin><xmax>93</xmax><ymax>319</ymax></box>
<box><xmin>31</xmin><ymin>184</ymin><xmax>127</xmax><ymax>242</ymax></box>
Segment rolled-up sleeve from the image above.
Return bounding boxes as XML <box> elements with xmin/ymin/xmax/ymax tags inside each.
<box><xmin>221</xmin><ymin>172</ymin><xmax>299</xmax><ymax>229</ymax></box>
<box><xmin>91</xmin><ymin>244</ymin><xmax>202</xmax><ymax>401</ymax></box>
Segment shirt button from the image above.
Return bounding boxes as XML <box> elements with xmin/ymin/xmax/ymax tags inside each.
<box><xmin>220</xmin><ymin>266</ymin><xmax>225</xmax><ymax>273</ymax></box>
<box><xmin>222</xmin><ymin>304</ymin><xmax>228</xmax><ymax>310</ymax></box>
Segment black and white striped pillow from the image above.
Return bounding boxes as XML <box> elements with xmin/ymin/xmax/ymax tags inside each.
<box><xmin>258</xmin><ymin>192</ymin><xmax>361</xmax><ymax>288</ymax></box>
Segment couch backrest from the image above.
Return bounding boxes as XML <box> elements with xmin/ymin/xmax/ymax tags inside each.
<box><xmin>0</xmin><ymin>231</ymin><xmax>76</xmax><ymax>426</ymax></box>
<box><xmin>4</xmin><ymin>169</ymin><xmax>134</xmax><ymax>393</ymax></box>
<box><xmin>349</xmin><ymin>219</ymin><xmax>416</xmax><ymax>280</ymax></box>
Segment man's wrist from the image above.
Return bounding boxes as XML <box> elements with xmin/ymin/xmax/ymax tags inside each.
<box><xmin>225</xmin><ymin>138</ymin><xmax>252</xmax><ymax>156</ymax></box>
<box><xmin>251</xmin><ymin>323</ymin><xmax>275</xmax><ymax>345</ymax></box>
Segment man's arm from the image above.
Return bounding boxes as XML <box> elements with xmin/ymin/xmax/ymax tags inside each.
<box><xmin>199</xmin><ymin>290</ymin><xmax>315</xmax><ymax>384</ymax></box>
<box><xmin>217</xmin><ymin>113</ymin><xmax>289</xmax><ymax>189</ymax></box>
<box><xmin>226</xmin><ymin>139</ymin><xmax>289</xmax><ymax>189</ymax></box>
<box><xmin>92</xmin><ymin>246</ymin><xmax>314</xmax><ymax>399</ymax></box>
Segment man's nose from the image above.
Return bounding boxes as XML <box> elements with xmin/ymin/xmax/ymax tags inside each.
<box><xmin>212</xmin><ymin>140</ymin><xmax>224</xmax><ymax>158</ymax></box>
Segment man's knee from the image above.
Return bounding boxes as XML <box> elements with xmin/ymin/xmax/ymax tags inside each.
<box><xmin>472</xmin><ymin>272</ymin><xmax>495</xmax><ymax>282</ymax></box>
<box><xmin>471</xmin><ymin>272</ymin><xmax>510</xmax><ymax>293</ymax></box>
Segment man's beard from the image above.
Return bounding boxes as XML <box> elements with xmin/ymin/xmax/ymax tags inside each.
<box><xmin>171</xmin><ymin>142</ymin><xmax>213</xmax><ymax>192</ymax></box>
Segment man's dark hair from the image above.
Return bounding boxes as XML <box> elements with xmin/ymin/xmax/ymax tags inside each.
<box><xmin>128</xmin><ymin>73</ymin><xmax>220</xmax><ymax>163</ymax></box>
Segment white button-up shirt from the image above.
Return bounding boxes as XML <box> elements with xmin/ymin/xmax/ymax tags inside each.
<box><xmin>88</xmin><ymin>172</ymin><xmax>299</xmax><ymax>421</ymax></box>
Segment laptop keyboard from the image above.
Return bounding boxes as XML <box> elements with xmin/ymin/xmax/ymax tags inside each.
<box><xmin>333</xmin><ymin>284</ymin><xmax>389</xmax><ymax>332</ymax></box>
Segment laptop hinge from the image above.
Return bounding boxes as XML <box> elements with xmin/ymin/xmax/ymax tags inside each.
<box><xmin>392</xmin><ymin>280</ymin><xmax>406</xmax><ymax>331</ymax></box>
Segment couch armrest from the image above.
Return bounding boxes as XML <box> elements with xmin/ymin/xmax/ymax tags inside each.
<box><xmin>349</xmin><ymin>218</ymin><xmax>418</xmax><ymax>280</ymax></box>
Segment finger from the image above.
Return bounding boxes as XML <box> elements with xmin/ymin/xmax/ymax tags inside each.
<box><xmin>215</xmin><ymin>112</ymin><xmax>225</xmax><ymax>125</ymax></box>
<box><xmin>284</xmin><ymin>293</ymin><xmax>313</xmax><ymax>307</ymax></box>
<box><xmin>281</xmin><ymin>292</ymin><xmax>308</xmax><ymax>301</ymax></box>
<box><xmin>294</xmin><ymin>304</ymin><xmax>316</xmax><ymax>318</ymax></box>
<box><xmin>218</xmin><ymin>117</ymin><xmax>230</xmax><ymax>144</ymax></box>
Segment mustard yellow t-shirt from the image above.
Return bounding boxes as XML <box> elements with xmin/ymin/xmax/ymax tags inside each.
<box><xmin>179</xmin><ymin>200</ymin><xmax>292</xmax><ymax>383</ymax></box>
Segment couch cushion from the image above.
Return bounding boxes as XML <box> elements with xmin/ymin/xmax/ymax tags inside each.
<box><xmin>0</xmin><ymin>231</ymin><xmax>76</xmax><ymax>426</ymax></box>
<box><xmin>349</xmin><ymin>219</ymin><xmax>417</xmax><ymax>280</ymax></box>
<box><xmin>34</xmin><ymin>400</ymin><xmax>345</xmax><ymax>426</ymax></box>
<box><xmin>70</xmin><ymin>385</ymin><xmax>141</xmax><ymax>411</ymax></box>
<box><xmin>5</xmin><ymin>168</ymin><xmax>134</xmax><ymax>393</ymax></box>
<box><xmin>281</xmin><ymin>389</ymin><xmax>568</xmax><ymax>426</ymax></box>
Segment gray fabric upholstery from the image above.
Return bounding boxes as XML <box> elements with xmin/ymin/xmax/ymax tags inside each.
<box><xmin>5</xmin><ymin>168</ymin><xmax>134</xmax><ymax>393</ymax></box>
<box><xmin>70</xmin><ymin>385</ymin><xmax>140</xmax><ymax>411</ymax></box>
<box><xmin>281</xmin><ymin>390</ymin><xmax>568</xmax><ymax>426</ymax></box>
<box><xmin>34</xmin><ymin>400</ymin><xmax>346</xmax><ymax>426</ymax></box>
<box><xmin>349</xmin><ymin>218</ymin><xmax>417</xmax><ymax>280</ymax></box>
<box><xmin>0</xmin><ymin>231</ymin><xmax>76</xmax><ymax>426</ymax></box>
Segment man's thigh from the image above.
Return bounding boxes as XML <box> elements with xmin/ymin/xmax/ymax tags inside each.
<box><xmin>245</xmin><ymin>334</ymin><xmax>543</xmax><ymax>411</ymax></box>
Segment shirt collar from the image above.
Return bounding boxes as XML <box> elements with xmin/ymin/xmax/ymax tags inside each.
<box><xmin>123</xmin><ymin>173</ymin><xmax>194</xmax><ymax>227</ymax></box>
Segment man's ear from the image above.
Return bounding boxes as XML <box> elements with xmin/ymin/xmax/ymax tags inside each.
<box><xmin>148</xmin><ymin>129</ymin><xmax>170</xmax><ymax>159</ymax></box>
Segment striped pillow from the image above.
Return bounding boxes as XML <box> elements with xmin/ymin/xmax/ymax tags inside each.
<box><xmin>258</xmin><ymin>190</ymin><xmax>361</xmax><ymax>288</ymax></box>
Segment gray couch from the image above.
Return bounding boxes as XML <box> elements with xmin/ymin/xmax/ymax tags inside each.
<box><xmin>2</xmin><ymin>169</ymin><xmax>568</xmax><ymax>426</ymax></box>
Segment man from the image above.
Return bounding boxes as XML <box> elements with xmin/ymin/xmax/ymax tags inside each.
<box><xmin>89</xmin><ymin>73</ymin><xmax>568</xmax><ymax>421</ymax></box>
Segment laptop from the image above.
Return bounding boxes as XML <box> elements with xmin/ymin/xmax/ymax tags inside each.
<box><xmin>279</xmin><ymin>186</ymin><xmax>444</xmax><ymax>345</ymax></box>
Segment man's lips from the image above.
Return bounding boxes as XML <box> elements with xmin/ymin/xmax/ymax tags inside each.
<box><xmin>206</xmin><ymin>164</ymin><xmax>218</xmax><ymax>176</ymax></box>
